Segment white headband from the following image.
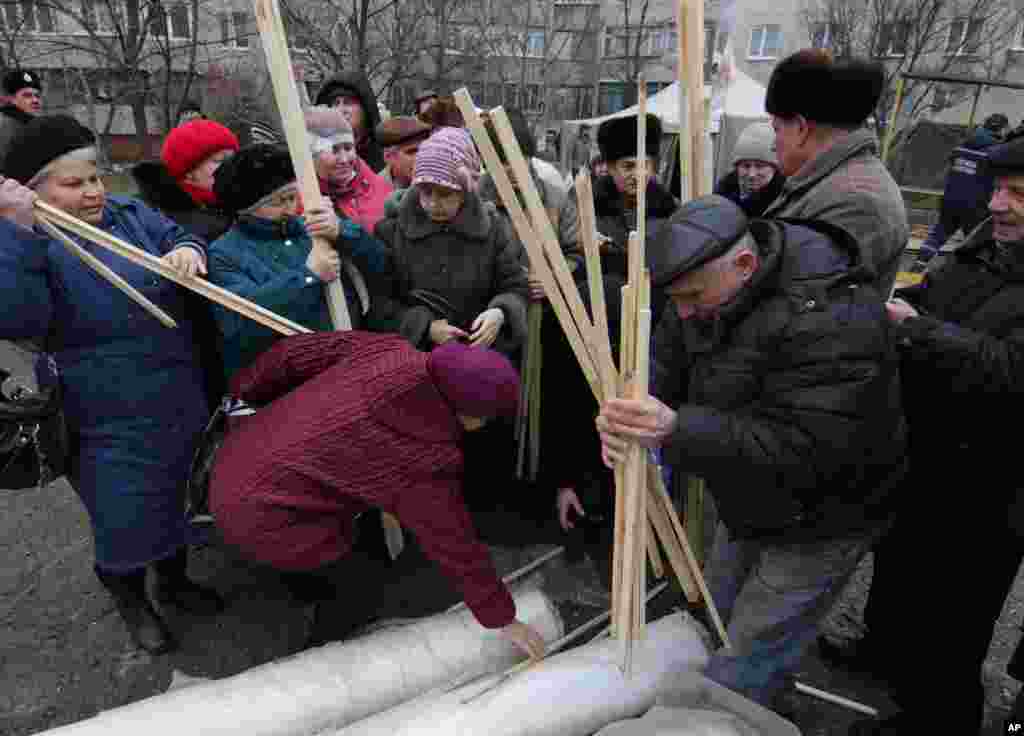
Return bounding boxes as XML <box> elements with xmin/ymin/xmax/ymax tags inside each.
<box><xmin>310</xmin><ymin>132</ymin><xmax>355</xmax><ymax>156</ymax></box>
<box><xmin>27</xmin><ymin>146</ymin><xmax>97</xmax><ymax>190</ymax></box>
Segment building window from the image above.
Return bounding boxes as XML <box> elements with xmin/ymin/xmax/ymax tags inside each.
<box><xmin>747</xmin><ymin>24</ymin><xmax>781</xmax><ymax>59</ymax></box>
<box><xmin>219</xmin><ymin>11</ymin><xmax>250</xmax><ymax>47</ymax></box>
<box><xmin>526</xmin><ymin>30</ymin><xmax>545</xmax><ymax>57</ymax></box>
<box><xmin>1012</xmin><ymin>20</ymin><xmax>1024</xmax><ymax>51</ymax></box>
<box><xmin>168</xmin><ymin>3</ymin><xmax>189</xmax><ymax>39</ymax></box>
<box><xmin>947</xmin><ymin>16</ymin><xmax>983</xmax><ymax>56</ymax></box>
<box><xmin>80</xmin><ymin>0</ymin><xmax>120</xmax><ymax>34</ymax></box>
<box><xmin>704</xmin><ymin>22</ymin><xmax>728</xmax><ymax>81</ymax></box>
<box><xmin>876</xmin><ymin>21</ymin><xmax>910</xmax><ymax>57</ymax></box>
<box><xmin>0</xmin><ymin>0</ymin><xmax>57</xmax><ymax>32</ymax></box>
<box><xmin>810</xmin><ymin>21</ymin><xmax>840</xmax><ymax>49</ymax></box>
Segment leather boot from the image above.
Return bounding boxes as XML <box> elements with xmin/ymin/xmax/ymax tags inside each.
<box><xmin>151</xmin><ymin>548</ymin><xmax>225</xmax><ymax>615</ymax></box>
<box><xmin>95</xmin><ymin>566</ymin><xmax>176</xmax><ymax>655</ymax></box>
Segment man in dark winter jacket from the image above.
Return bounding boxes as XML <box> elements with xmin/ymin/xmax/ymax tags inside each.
<box><xmin>315</xmin><ymin>72</ymin><xmax>385</xmax><ymax>172</ymax></box>
<box><xmin>845</xmin><ymin>139</ymin><xmax>1024</xmax><ymax>736</ymax></box>
<box><xmin>597</xmin><ymin>195</ymin><xmax>906</xmax><ymax>710</ymax></box>
<box><xmin>0</xmin><ymin>69</ymin><xmax>43</xmax><ymax>169</ymax></box>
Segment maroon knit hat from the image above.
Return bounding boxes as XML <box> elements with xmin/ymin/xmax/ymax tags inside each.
<box><xmin>162</xmin><ymin>119</ymin><xmax>240</xmax><ymax>180</ymax></box>
<box><xmin>427</xmin><ymin>342</ymin><xmax>520</xmax><ymax>419</ymax></box>
<box><xmin>413</xmin><ymin>126</ymin><xmax>480</xmax><ymax>191</ymax></box>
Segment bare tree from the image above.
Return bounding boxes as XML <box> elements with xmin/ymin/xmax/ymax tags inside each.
<box><xmin>800</xmin><ymin>0</ymin><xmax>1019</xmax><ymax>135</ymax></box>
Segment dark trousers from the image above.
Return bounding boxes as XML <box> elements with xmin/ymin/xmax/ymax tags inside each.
<box><xmin>866</xmin><ymin>476</ymin><xmax>1024</xmax><ymax>733</ymax></box>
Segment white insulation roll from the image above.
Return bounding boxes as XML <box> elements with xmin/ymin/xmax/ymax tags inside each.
<box><xmin>42</xmin><ymin>588</ymin><xmax>563</xmax><ymax>736</ymax></box>
<box><xmin>335</xmin><ymin>611</ymin><xmax>711</xmax><ymax>736</ymax></box>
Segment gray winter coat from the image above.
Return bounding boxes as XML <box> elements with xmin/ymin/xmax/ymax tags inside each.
<box><xmin>762</xmin><ymin>129</ymin><xmax>908</xmax><ymax>295</ymax></box>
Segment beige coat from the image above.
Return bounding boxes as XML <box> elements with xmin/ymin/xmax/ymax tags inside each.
<box><xmin>763</xmin><ymin>129</ymin><xmax>908</xmax><ymax>295</ymax></box>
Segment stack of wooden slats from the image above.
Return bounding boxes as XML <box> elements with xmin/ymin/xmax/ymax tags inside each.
<box><xmin>453</xmin><ymin>87</ymin><xmax>730</xmax><ymax>676</ymax></box>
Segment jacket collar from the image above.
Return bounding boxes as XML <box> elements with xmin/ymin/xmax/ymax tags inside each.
<box><xmin>0</xmin><ymin>104</ymin><xmax>33</xmax><ymax>124</ymax></box>
<box><xmin>235</xmin><ymin>214</ymin><xmax>306</xmax><ymax>241</ymax></box>
<box><xmin>956</xmin><ymin>219</ymin><xmax>1024</xmax><ymax>282</ymax></box>
<box><xmin>775</xmin><ymin>129</ymin><xmax>879</xmax><ymax>205</ymax></box>
<box><xmin>399</xmin><ymin>186</ymin><xmax>491</xmax><ymax>242</ymax></box>
<box><xmin>593</xmin><ymin>175</ymin><xmax>678</xmax><ymax>219</ymax></box>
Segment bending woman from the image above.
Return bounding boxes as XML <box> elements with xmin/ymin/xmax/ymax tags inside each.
<box><xmin>0</xmin><ymin>116</ymin><xmax>223</xmax><ymax>655</ymax></box>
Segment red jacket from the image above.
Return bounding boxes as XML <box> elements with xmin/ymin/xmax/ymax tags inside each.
<box><xmin>209</xmin><ymin>331</ymin><xmax>515</xmax><ymax>629</ymax></box>
<box><xmin>321</xmin><ymin>157</ymin><xmax>393</xmax><ymax>234</ymax></box>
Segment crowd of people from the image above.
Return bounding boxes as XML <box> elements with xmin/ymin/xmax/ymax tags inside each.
<box><xmin>2</xmin><ymin>45</ymin><xmax>1024</xmax><ymax>734</ymax></box>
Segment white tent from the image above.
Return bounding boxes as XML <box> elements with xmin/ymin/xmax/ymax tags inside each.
<box><xmin>560</xmin><ymin>69</ymin><xmax>770</xmax><ymax>191</ymax></box>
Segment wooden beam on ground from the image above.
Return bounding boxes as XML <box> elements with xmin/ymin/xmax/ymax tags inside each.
<box><xmin>37</xmin><ymin>216</ymin><xmax>178</xmax><ymax>329</ymax></box>
<box><xmin>34</xmin><ymin>201</ymin><xmax>310</xmax><ymax>337</ymax></box>
<box><xmin>253</xmin><ymin>0</ymin><xmax>352</xmax><ymax>331</ymax></box>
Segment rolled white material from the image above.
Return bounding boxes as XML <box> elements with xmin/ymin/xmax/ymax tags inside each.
<box><xmin>335</xmin><ymin>612</ymin><xmax>711</xmax><ymax>736</ymax></box>
<box><xmin>42</xmin><ymin>588</ymin><xmax>563</xmax><ymax>736</ymax></box>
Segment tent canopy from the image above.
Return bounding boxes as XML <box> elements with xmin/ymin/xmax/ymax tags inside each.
<box><xmin>564</xmin><ymin>68</ymin><xmax>769</xmax><ymax>135</ymax></box>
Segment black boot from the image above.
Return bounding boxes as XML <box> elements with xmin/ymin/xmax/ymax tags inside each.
<box><xmin>152</xmin><ymin>548</ymin><xmax>225</xmax><ymax>615</ymax></box>
<box><xmin>96</xmin><ymin>566</ymin><xmax>176</xmax><ymax>655</ymax></box>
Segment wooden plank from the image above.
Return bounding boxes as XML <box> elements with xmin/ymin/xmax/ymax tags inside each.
<box><xmin>645</xmin><ymin>463</ymin><xmax>699</xmax><ymax>601</ymax></box>
<box><xmin>253</xmin><ymin>0</ymin><xmax>352</xmax><ymax>331</ymax></box>
<box><xmin>575</xmin><ymin>170</ymin><xmax>617</xmax><ymax>402</ymax></box>
<box><xmin>676</xmin><ymin>0</ymin><xmax>691</xmax><ymax>203</ymax></box>
<box><xmin>37</xmin><ymin>216</ymin><xmax>178</xmax><ymax>329</ymax></box>
<box><xmin>489</xmin><ymin>108</ymin><xmax>614</xmax><ymax>387</ymax></box>
<box><xmin>637</xmin><ymin>76</ymin><xmax>647</xmax><ymax>248</ymax></box>
<box><xmin>453</xmin><ymin>90</ymin><xmax>600</xmax><ymax>395</ymax></box>
<box><xmin>646</xmin><ymin>517</ymin><xmax>665</xmax><ymax>579</ymax></box>
<box><xmin>34</xmin><ymin>201</ymin><xmax>310</xmax><ymax>337</ymax></box>
<box><xmin>649</xmin><ymin>460</ymin><xmax>731</xmax><ymax>650</ymax></box>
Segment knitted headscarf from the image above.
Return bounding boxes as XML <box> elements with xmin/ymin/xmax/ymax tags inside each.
<box><xmin>427</xmin><ymin>342</ymin><xmax>520</xmax><ymax>419</ymax></box>
<box><xmin>412</xmin><ymin>127</ymin><xmax>480</xmax><ymax>192</ymax></box>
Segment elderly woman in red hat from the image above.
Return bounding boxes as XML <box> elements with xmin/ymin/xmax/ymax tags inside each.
<box><xmin>209</xmin><ymin>330</ymin><xmax>546</xmax><ymax>658</ymax></box>
<box><xmin>132</xmin><ymin>119</ymin><xmax>240</xmax><ymax>243</ymax></box>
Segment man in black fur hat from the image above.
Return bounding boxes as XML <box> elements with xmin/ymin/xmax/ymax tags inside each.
<box><xmin>761</xmin><ymin>49</ymin><xmax>908</xmax><ymax>295</ymax></box>
<box><xmin>0</xmin><ymin>69</ymin><xmax>42</xmax><ymax>169</ymax></box>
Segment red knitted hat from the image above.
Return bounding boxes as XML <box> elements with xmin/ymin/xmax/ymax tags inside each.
<box><xmin>427</xmin><ymin>343</ymin><xmax>520</xmax><ymax>419</ymax></box>
<box><xmin>161</xmin><ymin>120</ymin><xmax>240</xmax><ymax>180</ymax></box>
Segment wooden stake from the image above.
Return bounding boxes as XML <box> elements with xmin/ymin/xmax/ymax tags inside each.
<box><xmin>645</xmin><ymin>463</ymin><xmax>699</xmax><ymax>601</ymax></box>
<box><xmin>453</xmin><ymin>90</ymin><xmax>600</xmax><ymax>394</ymax></box>
<box><xmin>37</xmin><ymin>216</ymin><xmax>178</xmax><ymax>329</ymax></box>
<box><xmin>490</xmin><ymin>108</ymin><xmax>612</xmax><ymax>385</ymax></box>
<box><xmin>676</xmin><ymin>0</ymin><xmax>692</xmax><ymax>203</ymax></box>
<box><xmin>575</xmin><ymin>170</ymin><xmax>616</xmax><ymax>401</ymax></box>
<box><xmin>253</xmin><ymin>0</ymin><xmax>352</xmax><ymax>331</ymax></box>
<box><xmin>649</xmin><ymin>462</ymin><xmax>731</xmax><ymax>649</ymax></box>
<box><xmin>637</xmin><ymin>76</ymin><xmax>648</xmax><ymax>247</ymax></box>
<box><xmin>646</xmin><ymin>517</ymin><xmax>665</xmax><ymax>579</ymax></box>
<box><xmin>34</xmin><ymin>201</ymin><xmax>310</xmax><ymax>337</ymax></box>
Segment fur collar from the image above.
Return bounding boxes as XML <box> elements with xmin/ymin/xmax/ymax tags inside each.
<box><xmin>593</xmin><ymin>175</ymin><xmax>678</xmax><ymax>219</ymax></box>
<box><xmin>399</xmin><ymin>187</ymin><xmax>492</xmax><ymax>242</ymax></box>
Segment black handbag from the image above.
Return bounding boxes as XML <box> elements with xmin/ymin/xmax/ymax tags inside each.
<box><xmin>186</xmin><ymin>399</ymin><xmax>231</xmax><ymax>525</ymax></box>
<box><xmin>0</xmin><ymin>367</ymin><xmax>68</xmax><ymax>490</ymax></box>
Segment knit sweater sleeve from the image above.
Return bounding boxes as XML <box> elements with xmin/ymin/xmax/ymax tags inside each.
<box><xmin>394</xmin><ymin>475</ymin><xmax>516</xmax><ymax>629</ymax></box>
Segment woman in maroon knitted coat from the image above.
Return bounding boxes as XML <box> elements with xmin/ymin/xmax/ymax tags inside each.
<box><xmin>209</xmin><ymin>330</ymin><xmax>545</xmax><ymax>657</ymax></box>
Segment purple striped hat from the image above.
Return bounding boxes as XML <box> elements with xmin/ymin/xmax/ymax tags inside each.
<box><xmin>412</xmin><ymin>126</ymin><xmax>480</xmax><ymax>192</ymax></box>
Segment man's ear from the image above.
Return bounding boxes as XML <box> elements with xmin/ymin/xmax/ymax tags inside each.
<box><xmin>796</xmin><ymin>115</ymin><xmax>815</xmax><ymax>146</ymax></box>
<box><xmin>734</xmin><ymin>248</ymin><xmax>758</xmax><ymax>279</ymax></box>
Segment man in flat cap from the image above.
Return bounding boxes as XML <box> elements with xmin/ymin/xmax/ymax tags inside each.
<box><xmin>0</xmin><ymin>69</ymin><xmax>43</xmax><ymax>169</ymax></box>
<box><xmin>596</xmin><ymin>195</ymin><xmax>906</xmax><ymax>713</ymax></box>
<box><xmin>762</xmin><ymin>49</ymin><xmax>908</xmax><ymax>295</ymax></box>
<box><xmin>841</xmin><ymin>139</ymin><xmax>1024</xmax><ymax>735</ymax></box>
<box><xmin>375</xmin><ymin>115</ymin><xmax>432</xmax><ymax>189</ymax></box>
